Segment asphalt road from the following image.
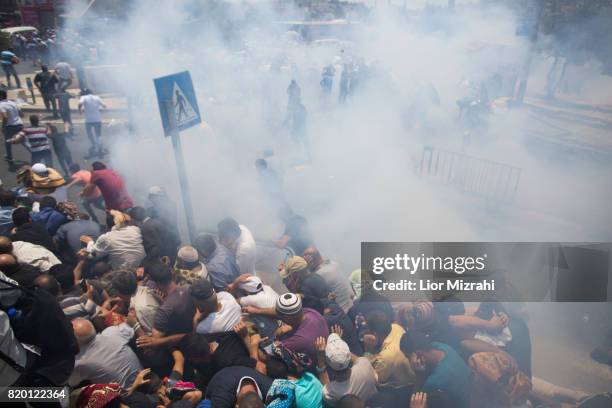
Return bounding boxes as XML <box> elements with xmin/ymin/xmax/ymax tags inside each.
<box><xmin>0</xmin><ymin>118</ymin><xmax>124</xmax><ymax>188</ymax></box>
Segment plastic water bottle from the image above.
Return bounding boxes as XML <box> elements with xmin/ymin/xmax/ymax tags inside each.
<box><xmin>7</xmin><ymin>308</ymin><xmax>22</xmax><ymax>320</ymax></box>
<box><xmin>196</xmin><ymin>399</ymin><xmax>212</xmax><ymax>408</ymax></box>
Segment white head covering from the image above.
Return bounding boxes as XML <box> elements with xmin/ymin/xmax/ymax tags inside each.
<box><xmin>31</xmin><ymin>163</ymin><xmax>48</xmax><ymax>174</ymax></box>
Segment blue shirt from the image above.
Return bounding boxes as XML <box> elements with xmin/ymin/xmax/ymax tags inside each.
<box><xmin>0</xmin><ymin>206</ymin><xmax>14</xmax><ymax>236</ymax></box>
<box><xmin>1</xmin><ymin>50</ymin><xmax>16</xmax><ymax>66</ymax></box>
<box><xmin>204</xmin><ymin>245</ymin><xmax>241</xmax><ymax>292</ymax></box>
<box><xmin>54</xmin><ymin>219</ymin><xmax>101</xmax><ymax>254</ymax></box>
<box><xmin>422</xmin><ymin>342</ymin><xmax>471</xmax><ymax>408</ymax></box>
<box><xmin>31</xmin><ymin>207</ymin><xmax>68</xmax><ymax>236</ymax></box>
<box><xmin>293</xmin><ymin>372</ymin><xmax>323</xmax><ymax>408</ymax></box>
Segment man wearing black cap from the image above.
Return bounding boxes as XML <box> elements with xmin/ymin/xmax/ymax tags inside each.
<box><xmin>190</xmin><ymin>278</ymin><xmax>242</xmax><ymax>335</ymax></box>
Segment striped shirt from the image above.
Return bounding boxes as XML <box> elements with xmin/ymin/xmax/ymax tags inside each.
<box><xmin>0</xmin><ymin>50</ymin><xmax>16</xmax><ymax>66</ymax></box>
<box><xmin>59</xmin><ymin>297</ymin><xmax>99</xmax><ymax>321</ymax></box>
<box><xmin>23</xmin><ymin>127</ymin><xmax>51</xmax><ymax>152</ymax></box>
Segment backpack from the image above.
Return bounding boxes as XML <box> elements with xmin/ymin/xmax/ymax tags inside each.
<box><xmin>468</xmin><ymin>351</ymin><xmax>532</xmax><ymax>407</ymax></box>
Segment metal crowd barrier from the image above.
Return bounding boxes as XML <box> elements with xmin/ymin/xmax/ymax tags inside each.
<box><xmin>419</xmin><ymin>146</ymin><xmax>521</xmax><ymax>202</ymax></box>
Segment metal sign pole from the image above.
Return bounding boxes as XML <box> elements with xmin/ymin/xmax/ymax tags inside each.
<box><xmin>164</xmin><ymin>99</ymin><xmax>197</xmax><ymax>243</ymax></box>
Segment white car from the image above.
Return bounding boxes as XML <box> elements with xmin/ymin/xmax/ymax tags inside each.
<box><xmin>1</xmin><ymin>26</ymin><xmax>39</xmax><ymax>39</ymax></box>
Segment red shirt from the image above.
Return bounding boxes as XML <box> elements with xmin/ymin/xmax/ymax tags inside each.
<box><xmin>71</xmin><ymin>170</ymin><xmax>102</xmax><ymax>199</ymax></box>
<box><xmin>91</xmin><ymin>169</ymin><xmax>134</xmax><ymax>211</ymax></box>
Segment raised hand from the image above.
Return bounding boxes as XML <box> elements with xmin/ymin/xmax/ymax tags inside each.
<box><xmin>410</xmin><ymin>392</ymin><xmax>427</xmax><ymax>408</ymax></box>
<box><xmin>331</xmin><ymin>324</ymin><xmax>343</xmax><ymax>338</ymax></box>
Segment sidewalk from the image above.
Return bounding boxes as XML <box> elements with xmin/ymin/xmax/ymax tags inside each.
<box><xmin>522</xmin><ymin>94</ymin><xmax>612</xmax><ymax>159</ymax></box>
<box><xmin>5</xmin><ymin>72</ymin><xmax>128</xmax><ymax>125</ymax></box>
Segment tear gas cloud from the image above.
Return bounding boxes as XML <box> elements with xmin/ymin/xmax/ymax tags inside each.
<box><xmin>64</xmin><ymin>0</ymin><xmax>612</xmax><ymax>268</ymax></box>
<box><xmin>62</xmin><ymin>0</ymin><xmax>612</xmax><ymax>391</ymax></box>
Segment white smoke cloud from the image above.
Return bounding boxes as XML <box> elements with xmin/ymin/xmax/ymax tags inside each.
<box><xmin>63</xmin><ymin>0</ymin><xmax>612</xmax><ymax>270</ymax></box>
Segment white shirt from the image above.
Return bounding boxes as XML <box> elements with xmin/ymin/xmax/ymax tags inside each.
<box><xmin>196</xmin><ymin>291</ymin><xmax>242</xmax><ymax>334</ymax></box>
<box><xmin>55</xmin><ymin>62</ymin><xmax>72</xmax><ymax>80</ymax></box>
<box><xmin>238</xmin><ymin>284</ymin><xmax>278</xmax><ymax>309</ymax></box>
<box><xmin>69</xmin><ymin>323</ymin><xmax>142</xmax><ymax>389</ymax></box>
<box><xmin>322</xmin><ymin>357</ymin><xmax>378</xmax><ymax>406</ymax></box>
<box><xmin>79</xmin><ymin>94</ymin><xmax>104</xmax><ymax>123</ymax></box>
<box><xmin>236</xmin><ymin>225</ymin><xmax>257</xmax><ymax>275</ymax></box>
<box><xmin>87</xmin><ymin>225</ymin><xmax>146</xmax><ymax>270</ymax></box>
<box><xmin>0</xmin><ymin>100</ymin><xmax>22</xmax><ymax>126</ymax></box>
<box><xmin>12</xmin><ymin>241</ymin><xmax>61</xmax><ymax>272</ymax></box>
<box><xmin>130</xmin><ymin>285</ymin><xmax>161</xmax><ymax>333</ymax></box>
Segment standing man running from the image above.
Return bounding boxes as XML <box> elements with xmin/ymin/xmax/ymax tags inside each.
<box><xmin>0</xmin><ymin>89</ymin><xmax>23</xmax><ymax>163</ymax></box>
<box><xmin>34</xmin><ymin>65</ymin><xmax>59</xmax><ymax>118</ymax></box>
<box><xmin>0</xmin><ymin>48</ymin><xmax>21</xmax><ymax>89</ymax></box>
<box><xmin>78</xmin><ymin>89</ymin><xmax>106</xmax><ymax>158</ymax></box>
<box><xmin>7</xmin><ymin>114</ymin><xmax>53</xmax><ymax>166</ymax></box>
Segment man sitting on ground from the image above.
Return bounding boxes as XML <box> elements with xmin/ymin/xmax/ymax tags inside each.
<box><xmin>0</xmin><ymin>235</ymin><xmax>60</xmax><ymax>272</ymax></box>
<box><xmin>399</xmin><ymin>330</ymin><xmax>471</xmax><ymax>408</ymax></box>
<box><xmin>11</xmin><ymin>207</ymin><xmax>58</xmax><ymax>254</ymax></box>
<box><xmin>218</xmin><ymin>217</ymin><xmax>257</xmax><ymax>275</ymax></box>
<box><xmin>280</xmin><ymin>256</ymin><xmax>329</xmax><ymax>302</ymax></box>
<box><xmin>81</xmin><ymin>210</ymin><xmax>145</xmax><ymax>270</ymax></box>
<box><xmin>363</xmin><ymin>309</ymin><xmax>414</xmax><ymax>404</ymax></box>
<box><xmin>135</xmin><ymin>262</ymin><xmax>195</xmax><ymax>351</ymax></box>
<box><xmin>69</xmin><ymin>317</ymin><xmax>143</xmax><ymax>389</ymax></box>
<box><xmin>205</xmin><ymin>365</ymin><xmax>272</xmax><ymax>408</ymax></box>
<box><xmin>303</xmin><ymin>246</ymin><xmax>353</xmax><ymax>313</ymax></box>
<box><xmin>275</xmin><ymin>293</ymin><xmax>329</xmax><ymax>362</ymax></box>
<box><xmin>174</xmin><ymin>245</ymin><xmax>208</xmax><ymax>285</ymax></box>
<box><xmin>193</xmin><ymin>233</ymin><xmax>241</xmax><ymax>292</ymax></box>
<box><xmin>130</xmin><ymin>206</ymin><xmax>180</xmax><ymax>262</ymax></box>
<box><xmin>190</xmin><ymin>278</ymin><xmax>242</xmax><ymax>335</ymax></box>
<box><xmin>31</xmin><ymin>195</ymin><xmax>67</xmax><ymax>235</ymax></box>
<box><xmin>315</xmin><ymin>332</ymin><xmax>378</xmax><ymax>406</ymax></box>
<box><xmin>0</xmin><ymin>253</ymin><xmax>41</xmax><ymax>286</ymax></box>
<box><xmin>110</xmin><ymin>269</ymin><xmax>161</xmax><ymax>333</ymax></box>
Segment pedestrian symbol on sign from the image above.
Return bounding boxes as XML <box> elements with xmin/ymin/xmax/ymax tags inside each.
<box><xmin>153</xmin><ymin>70</ymin><xmax>201</xmax><ymax>242</ymax></box>
<box><xmin>173</xmin><ymin>82</ymin><xmax>199</xmax><ymax>126</ymax></box>
<box><xmin>154</xmin><ymin>71</ymin><xmax>201</xmax><ymax>136</ymax></box>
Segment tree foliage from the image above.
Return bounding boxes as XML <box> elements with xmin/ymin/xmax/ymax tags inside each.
<box><xmin>538</xmin><ymin>0</ymin><xmax>612</xmax><ymax>73</ymax></box>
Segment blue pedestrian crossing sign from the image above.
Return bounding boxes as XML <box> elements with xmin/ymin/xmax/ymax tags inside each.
<box><xmin>154</xmin><ymin>71</ymin><xmax>201</xmax><ymax>136</ymax></box>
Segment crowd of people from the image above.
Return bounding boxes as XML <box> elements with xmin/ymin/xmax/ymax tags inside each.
<box><xmin>1</xmin><ymin>148</ymin><xmax>611</xmax><ymax>408</ymax></box>
<box><xmin>8</xmin><ymin>27</ymin><xmax>60</xmax><ymax>68</ymax></box>
<box><xmin>0</xmin><ymin>17</ymin><xmax>610</xmax><ymax>408</ymax></box>
<box><xmin>0</xmin><ymin>74</ymin><xmax>108</xmax><ymax>172</ymax></box>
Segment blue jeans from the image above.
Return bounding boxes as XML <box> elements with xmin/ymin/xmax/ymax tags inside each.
<box><xmin>31</xmin><ymin>150</ymin><xmax>53</xmax><ymax>167</ymax></box>
<box><xmin>85</xmin><ymin>122</ymin><xmax>102</xmax><ymax>153</ymax></box>
<box><xmin>3</xmin><ymin>124</ymin><xmax>23</xmax><ymax>161</ymax></box>
<box><xmin>2</xmin><ymin>64</ymin><xmax>20</xmax><ymax>88</ymax></box>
